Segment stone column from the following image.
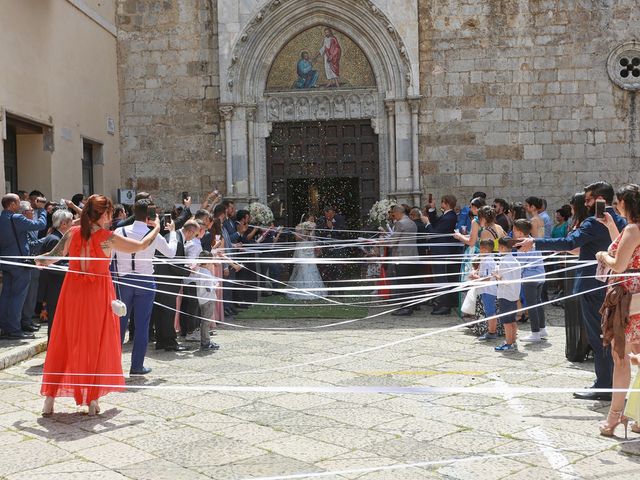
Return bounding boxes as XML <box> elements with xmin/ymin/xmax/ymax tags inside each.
<box><xmin>220</xmin><ymin>105</ymin><xmax>235</xmax><ymax>195</ymax></box>
<box><xmin>408</xmin><ymin>97</ymin><xmax>421</xmax><ymax>205</ymax></box>
<box><xmin>384</xmin><ymin>100</ymin><xmax>396</xmax><ymax>196</ymax></box>
<box><xmin>246</xmin><ymin>105</ymin><xmax>257</xmax><ymax>199</ymax></box>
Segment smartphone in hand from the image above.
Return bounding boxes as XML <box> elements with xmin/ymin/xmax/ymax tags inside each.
<box><xmin>595</xmin><ymin>199</ymin><xmax>606</xmax><ymax>219</ymax></box>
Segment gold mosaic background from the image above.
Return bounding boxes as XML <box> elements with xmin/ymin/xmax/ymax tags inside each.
<box><xmin>266</xmin><ymin>26</ymin><xmax>376</xmax><ymax>91</ymax></box>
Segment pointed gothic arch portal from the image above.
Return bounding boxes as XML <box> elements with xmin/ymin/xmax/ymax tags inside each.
<box><xmin>219</xmin><ymin>0</ymin><xmax>421</xmax><ymax>215</ymax></box>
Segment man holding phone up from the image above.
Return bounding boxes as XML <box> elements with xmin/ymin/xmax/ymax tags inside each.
<box><xmin>114</xmin><ymin>199</ymin><xmax>179</xmax><ymax>374</ymax></box>
<box><xmin>516</xmin><ymin>181</ymin><xmax>626</xmax><ymax>400</ymax></box>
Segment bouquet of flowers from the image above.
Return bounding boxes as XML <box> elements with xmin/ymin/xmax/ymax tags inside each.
<box><xmin>249</xmin><ymin>202</ymin><xmax>275</xmax><ymax>226</ymax></box>
<box><xmin>296</xmin><ymin>221</ymin><xmax>316</xmax><ymax>237</ymax></box>
<box><xmin>368</xmin><ymin>198</ymin><xmax>397</xmax><ymax>227</ymax></box>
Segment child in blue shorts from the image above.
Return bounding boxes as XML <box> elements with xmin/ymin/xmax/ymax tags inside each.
<box><xmin>493</xmin><ymin>237</ymin><xmax>522</xmax><ymax>352</ymax></box>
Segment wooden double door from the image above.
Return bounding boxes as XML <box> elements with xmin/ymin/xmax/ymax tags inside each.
<box><xmin>266</xmin><ymin>120</ymin><xmax>379</xmax><ymax>227</ymax></box>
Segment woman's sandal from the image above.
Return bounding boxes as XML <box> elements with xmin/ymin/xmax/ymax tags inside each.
<box><xmin>42</xmin><ymin>397</ymin><xmax>55</xmax><ymax>417</ymax></box>
<box><xmin>88</xmin><ymin>401</ymin><xmax>101</xmax><ymax>416</ymax></box>
<box><xmin>599</xmin><ymin>410</ymin><xmax>629</xmax><ymax>440</ymax></box>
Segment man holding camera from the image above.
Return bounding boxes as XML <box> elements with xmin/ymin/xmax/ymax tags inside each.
<box><xmin>0</xmin><ymin>193</ymin><xmax>47</xmax><ymax>339</ymax></box>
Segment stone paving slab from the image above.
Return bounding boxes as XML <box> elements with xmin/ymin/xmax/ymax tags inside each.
<box><xmin>0</xmin><ymin>306</ymin><xmax>640</xmax><ymax>479</ymax></box>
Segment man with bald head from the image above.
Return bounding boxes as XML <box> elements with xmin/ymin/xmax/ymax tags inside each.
<box><xmin>0</xmin><ymin>193</ymin><xmax>47</xmax><ymax>339</ymax></box>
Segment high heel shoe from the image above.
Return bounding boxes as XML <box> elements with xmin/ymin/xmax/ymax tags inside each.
<box><xmin>88</xmin><ymin>400</ymin><xmax>101</xmax><ymax>416</ymax></box>
<box><xmin>599</xmin><ymin>410</ymin><xmax>629</xmax><ymax>440</ymax></box>
<box><xmin>42</xmin><ymin>397</ymin><xmax>54</xmax><ymax>417</ymax></box>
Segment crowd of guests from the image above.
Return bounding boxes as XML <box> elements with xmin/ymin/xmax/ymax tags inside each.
<box><xmin>0</xmin><ymin>190</ymin><xmax>287</xmax><ymax>366</ymax></box>
<box><xmin>1</xmin><ymin>183</ymin><xmax>639</xmax><ymax>435</ymax></box>
<box><xmin>383</xmin><ymin>181</ymin><xmax>640</xmax><ymax>438</ymax></box>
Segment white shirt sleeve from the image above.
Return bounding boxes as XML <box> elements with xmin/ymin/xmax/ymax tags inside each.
<box><xmin>154</xmin><ymin>231</ymin><xmax>178</xmax><ymax>258</ymax></box>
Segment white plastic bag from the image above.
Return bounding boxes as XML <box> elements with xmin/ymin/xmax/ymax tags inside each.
<box><xmin>461</xmin><ymin>287</ymin><xmax>477</xmax><ymax>315</ymax></box>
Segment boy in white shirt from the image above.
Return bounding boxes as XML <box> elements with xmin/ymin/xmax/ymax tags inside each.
<box><xmin>470</xmin><ymin>239</ymin><xmax>499</xmax><ymax>340</ymax></box>
<box><xmin>180</xmin><ymin>220</ymin><xmax>205</xmax><ymax>339</ymax></box>
<box><xmin>493</xmin><ymin>237</ymin><xmax>522</xmax><ymax>353</ymax></box>
<box><xmin>190</xmin><ymin>251</ymin><xmax>221</xmax><ymax>351</ymax></box>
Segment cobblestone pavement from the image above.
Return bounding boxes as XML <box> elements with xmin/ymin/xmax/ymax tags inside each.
<box><xmin>0</xmin><ymin>306</ymin><xmax>639</xmax><ymax>479</ymax></box>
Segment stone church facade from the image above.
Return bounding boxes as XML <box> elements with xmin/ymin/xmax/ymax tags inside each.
<box><xmin>117</xmin><ymin>0</ymin><xmax>640</xmax><ymax>223</ymax></box>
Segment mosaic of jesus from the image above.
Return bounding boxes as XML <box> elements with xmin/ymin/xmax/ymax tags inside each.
<box><xmin>266</xmin><ymin>26</ymin><xmax>376</xmax><ymax>92</ymax></box>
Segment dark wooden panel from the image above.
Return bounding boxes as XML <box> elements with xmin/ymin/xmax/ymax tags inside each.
<box><xmin>266</xmin><ymin>120</ymin><xmax>379</xmax><ymax>226</ymax></box>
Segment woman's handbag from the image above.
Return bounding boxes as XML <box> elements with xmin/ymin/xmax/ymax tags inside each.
<box><xmin>111</xmin><ymin>299</ymin><xmax>127</xmax><ymax>317</ymax></box>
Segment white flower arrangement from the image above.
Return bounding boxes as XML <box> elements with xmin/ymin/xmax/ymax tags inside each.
<box><xmin>249</xmin><ymin>202</ymin><xmax>275</xmax><ymax>226</ymax></box>
<box><xmin>368</xmin><ymin>198</ymin><xmax>397</xmax><ymax>227</ymax></box>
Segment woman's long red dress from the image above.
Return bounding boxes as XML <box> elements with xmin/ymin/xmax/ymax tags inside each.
<box><xmin>41</xmin><ymin>226</ymin><xmax>125</xmax><ymax>405</ymax></box>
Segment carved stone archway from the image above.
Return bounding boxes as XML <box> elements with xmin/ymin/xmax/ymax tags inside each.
<box><xmin>217</xmin><ymin>0</ymin><xmax>421</xmax><ymax>206</ymax></box>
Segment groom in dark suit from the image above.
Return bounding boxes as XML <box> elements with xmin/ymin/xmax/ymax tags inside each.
<box><xmin>517</xmin><ymin>181</ymin><xmax>626</xmax><ymax>400</ymax></box>
<box><xmin>424</xmin><ymin>195</ymin><xmax>460</xmax><ymax>315</ymax></box>
<box><xmin>316</xmin><ymin>206</ymin><xmax>345</xmax><ymax>296</ymax></box>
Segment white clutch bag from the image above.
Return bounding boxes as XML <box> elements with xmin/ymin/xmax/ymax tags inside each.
<box><xmin>111</xmin><ymin>299</ymin><xmax>127</xmax><ymax>317</ymax></box>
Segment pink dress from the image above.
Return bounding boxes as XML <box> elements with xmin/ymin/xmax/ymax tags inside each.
<box><xmin>608</xmin><ymin>228</ymin><xmax>640</xmax><ymax>343</ymax></box>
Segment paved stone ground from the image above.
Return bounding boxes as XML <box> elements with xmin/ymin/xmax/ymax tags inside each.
<box><xmin>1</xmin><ymin>306</ymin><xmax>639</xmax><ymax>479</ymax></box>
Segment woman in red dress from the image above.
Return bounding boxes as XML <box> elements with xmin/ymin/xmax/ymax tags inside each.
<box><xmin>37</xmin><ymin>195</ymin><xmax>161</xmax><ymax>416</ymax></box>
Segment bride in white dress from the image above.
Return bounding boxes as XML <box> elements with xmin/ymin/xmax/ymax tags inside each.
<box><xmin>286</xmin><ymin>217</ymin><xmax>328</xmax><ymax>300</ymax></box>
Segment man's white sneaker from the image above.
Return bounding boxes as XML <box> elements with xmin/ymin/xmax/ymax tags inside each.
<box><xmin>185</xmin><ymin>329</ymin><xmax>201</xmax><ymax>342</ymax></box>
<box><xmin>539</xmin><ymin>328</ymin><xmax>549</xmax><ymax>339</ymax></box>
<box><xmin>520</xmin><ymin>333</ymin><xmax>542</xmax><ymax>343</ymax></box>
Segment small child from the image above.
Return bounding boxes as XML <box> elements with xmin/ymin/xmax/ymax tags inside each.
<box><xmin>493</xmin><ymin>237</ymin><xmax>522</xmax><ymax>353</ymax></box>
<box><xmin>512</xmin><ymin>219</ymin><xmax>547</xmax><ymax>343</ymax></box>
<box><xmin>471</xmin><ymin>239</ymin><xmax>499</xmax><ymax>340</ymax></box>
<box><xmin>192</xmin><ymin>250</ymin><xmax>221</xmax><ymax>351</ymax></box>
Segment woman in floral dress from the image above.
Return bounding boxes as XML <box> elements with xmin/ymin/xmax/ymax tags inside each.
<box><xmin>596</xmin><ymin>184</ymin><xmax>640</xmax><ymax>437</ymax></box>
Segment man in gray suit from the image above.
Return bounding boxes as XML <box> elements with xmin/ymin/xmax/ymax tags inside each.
<box><xmin>386</xmin><ymin>205</ymin><xmax>419</xmax><ymax>316</ymax></box>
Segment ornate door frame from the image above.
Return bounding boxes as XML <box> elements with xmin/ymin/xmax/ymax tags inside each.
<box><xmin>217</xmin><ymin>0</ymin><xmax>422</xmax><ymax>207</ymax></box>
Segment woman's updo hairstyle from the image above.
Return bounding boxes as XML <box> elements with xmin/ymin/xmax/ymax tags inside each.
<box><xmin>616</xmin><ymin>184</ymin><xmax>640</xmax><ymax>223</ymax></box>
<box><xmin>478</xmin><ymin>205</ymin><xmax>497</xmax><ymax>224</ymax></box>
<box><xmin>80</xmin><ymin>195</ymin><xmax>114</xmax><ymax>240</ymax></box>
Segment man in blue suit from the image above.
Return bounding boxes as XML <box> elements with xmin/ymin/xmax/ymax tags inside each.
<box><xmin>0</xmin><ymin>193</ymin><xmax>47</xmax><ymax>339</ymax></box>
<box><xmin>425</xmin><ymin>195</ymin><xmax>461</xmax><ymax>315</ymax></box>
<box><xmin>517</xmin><ymin>182</ymin><xmax>626</xmax><ymax>400</ymax></box>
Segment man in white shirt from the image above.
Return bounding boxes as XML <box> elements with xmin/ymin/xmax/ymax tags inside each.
<box><xmin>114</xmin><ymin>199</ymin><xmax>178</xmax><ymax>375</ymax></box>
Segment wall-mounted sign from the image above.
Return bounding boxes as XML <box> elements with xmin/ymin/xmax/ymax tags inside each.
<box><xmin>117</xmin><ymin>188</ymin><xmax>136</xmax><ymax>204</ymax></box>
